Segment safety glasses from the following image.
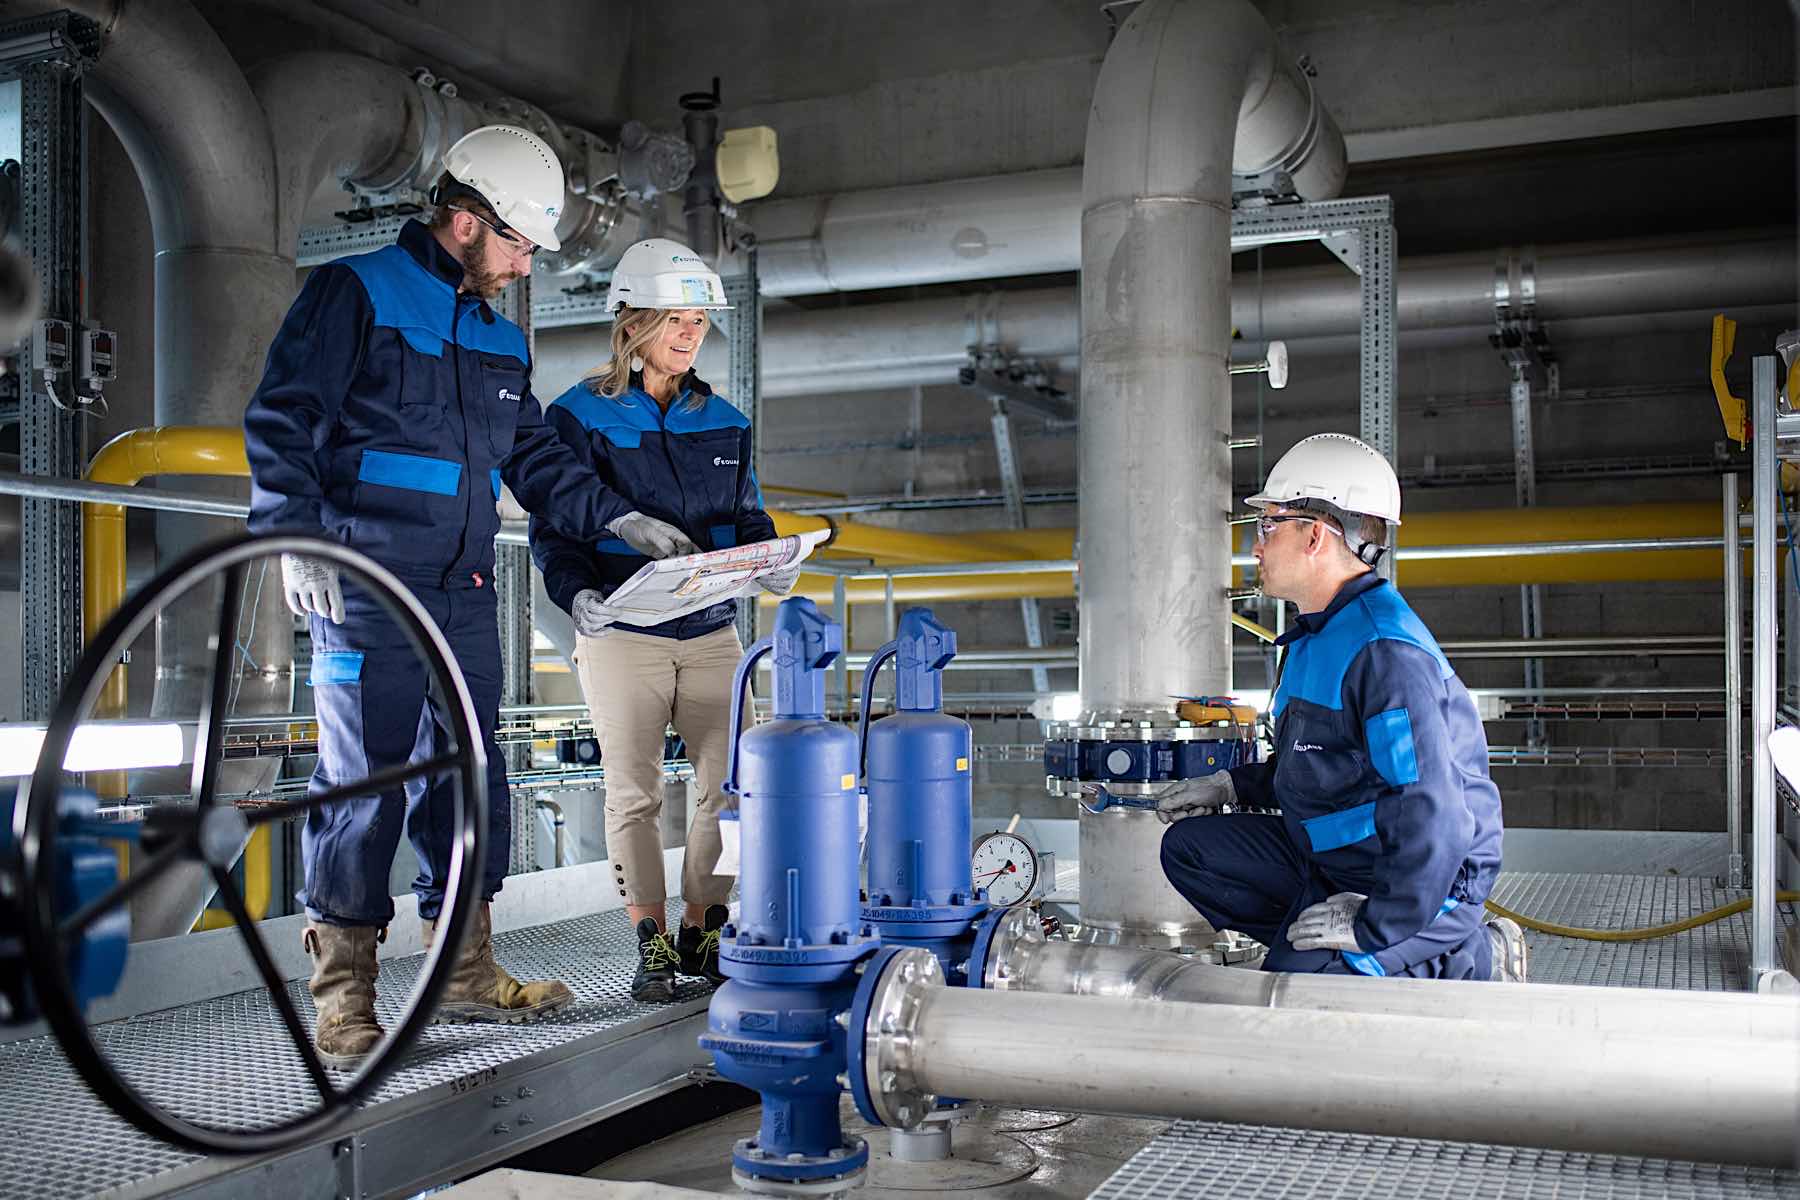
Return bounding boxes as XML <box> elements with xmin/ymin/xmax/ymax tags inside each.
<box><xmin>1254</xmin><ymin>514</ymin><xmax>1343</xmax><ymax>543</ymax></box>
<box><xmin>453</xmin><ymin>206</ymin><xmax>538</xmax><ymax>258</ymax></box>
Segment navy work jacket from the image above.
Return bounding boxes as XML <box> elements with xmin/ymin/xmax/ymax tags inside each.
<box><xmin>244</xmin><ymin>220</ymin><xmax>631</xmax><ymax>587</ymax></box>
<box><xmin>530</xmin><ymin>373</ymin><xmax>776</xmax><ymax>639</ymax></box>
<box><xmin>1229</xmin><ymin>572</ymin><xmax>1504</xmax><ymax>975</ymax></box>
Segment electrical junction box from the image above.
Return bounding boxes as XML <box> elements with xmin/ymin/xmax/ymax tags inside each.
<box><xmin>31</xmin><ymin>317</ymin><xmax>71</xmax><ymax>374</ymax></box>
<box><xmin>80</xmin><ymin>327</ymin><xmax>116</xmax><ymax>382</ymax></box>
<box><xmin>717</xmin><ymin>125</ymin><xmax>780</xmax><ymax>203</ymax></box>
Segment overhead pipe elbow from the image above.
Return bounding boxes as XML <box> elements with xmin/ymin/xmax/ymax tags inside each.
<box><xmin>251</xmin><ymin>51</ymin><xmax>483</xmax><ymax>256</ymax></box>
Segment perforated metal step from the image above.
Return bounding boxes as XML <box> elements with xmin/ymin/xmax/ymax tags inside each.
<box><xmin>1092</xmin><ymin>1122</ymin><xmax>1800</xmax><ymax>1200</ymax></box>
<box><xmin>1489</xmin><ymin>872</ymin><xmax>1797</xmax><ymax>990</ymax></box>
<box><xmin>0</xmin><ymin>905</ymin><xmax>710</xmax><ymax>1199</ymax></box>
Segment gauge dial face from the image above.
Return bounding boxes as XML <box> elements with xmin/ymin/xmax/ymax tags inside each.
<box><xmin>971</xmin><ymin>832</ymin><xmax>1039</xmax><ymax>908</ymax></box>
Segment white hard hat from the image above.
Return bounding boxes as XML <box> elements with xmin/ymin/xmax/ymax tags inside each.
<box><xmin>605</xmin><ymin>238</ymin><xmax>732</xmax><ymax>313</ymax></box>
<box><xmin>441</xmin><ymin>125</ymin><xmax>565</xmax><ymax>251</ymax></box>
<box><xmin>1245</xmin><ymin>433</ymin><xmax>1402</xmax><ymax>525</ymax></box>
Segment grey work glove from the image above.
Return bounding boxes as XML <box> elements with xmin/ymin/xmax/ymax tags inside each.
<box><xmin>280</xmin><ymin>553</ymin><xmax>344</xmax><ymax>625</ymax></box>
<box><xmin>571</xmin><ymin>589</ymin><xmax>625</xmax><ymax>637</ymax></box>
<box><xmin>607</xmin><ymin>511</ymin><xmax>698</xmax><ymax>559</ymax></box>
<box><xmin>1287</xmin><ymin>891</ymin><xmax>1369</xmax><ymax>954</ymax></box>
<box><xmin>1154</xmin><ymin>770</ymin><xmax>1235</xmax><ymax>824</ymax></box>
<box><xmin>758</xmin><ymin>563</ymin><xmax>801</xmax><ymax>595</ymax></box>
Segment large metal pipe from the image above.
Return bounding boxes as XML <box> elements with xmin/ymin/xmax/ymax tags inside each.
<box><xmin>978</xmin><ymin>906</ymin><xmax>1800</xmax><ymax>1042</ymax></box>
<box><xmin>540</xmin><ymin>233</ymin><xmax>1796</xmax><ymax>401</ymax></box>
<box><xmin>1073</xmin><ymin>0</ymin><xmax>1341</xmax><ymax>947</ymax></box>
<box><xmin>250</xmin><ymin>51</ymin><xmax>483</xmax><ymax>256</ymax></box>
<box><xmin>860</xmin><ymin>949</ymin><xmax>1799</xmax><ymax>1169</ymax></box>
<box><xmin>1751</xmin><ymin>357</ymin><xmax>1781</xmax><ymax>983</ymax></box>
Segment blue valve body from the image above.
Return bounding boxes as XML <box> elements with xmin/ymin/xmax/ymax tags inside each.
<box><xmin>858</xmin><ymin>609</ymin><xmax>987</xmax><ymax>983</ymax></box>
<box><xmin>702</xmin><ymin>598</ymin><xmax>878</xmax><ymax>1188</ymax></box>
<box><xmin>1</xmin><ymin>784</ymin><xmax>128</xmax><ymax>1024</ymax></box>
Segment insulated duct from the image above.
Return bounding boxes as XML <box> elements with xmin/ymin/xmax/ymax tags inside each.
<box><xmin>1073</xmin><ymin>0</ymin><xmax>1344</xmax><ymax>946</ymax></box>
<box><xmin>532</xmin><ymin>232</ymin><xmax>1799</xmax><ymax>400</ymax></box>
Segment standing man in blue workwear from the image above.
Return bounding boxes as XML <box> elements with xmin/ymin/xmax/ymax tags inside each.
<box><xmin>1157</xmin><ymin>434</ymin><xmax>1528</xmax><ymax>981</ymax></box>
<box><xmin>245</xmin><ymin>126</ymin><xmax>651</xmax><ymax>1067</ymax></box>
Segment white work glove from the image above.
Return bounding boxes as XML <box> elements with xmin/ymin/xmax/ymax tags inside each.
<box><xmin>280</xmin><ymin>553</ymin><xmax>344</xmax><ymax>624</ymax></box>
<box><xmin>1287</xmin><ymin>891</ymin><xmax>1369</xmax><ymax>954</ymax></box>
<box><xmin>607</xmin><ymin>511</ymin><xmax>698</xmax><ymax>559</ymax></box>
<box><xmin>571</xmin><ymin>589</ymin><xmax>625</xmax><ymax>637</ymax></box>
<box><xmin>1154</xmin><ymin>771</ymin><xmax>1235</xmax><ymax>824</ymax></box>
<box><xmin>758</xmin><ymin>564</ymin><xmax>801</xmax><ymax>595</ymax></box>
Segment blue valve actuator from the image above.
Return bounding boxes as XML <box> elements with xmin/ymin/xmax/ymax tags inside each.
<box><xmin>858</xmin><ymin>608</ymin><xmax>986</xmax><ymax>961</ymax></box>
<box><xmin>704</xmin><ymin>598</ymin><xmax>878</xmax><ymax>1189</ymax></box>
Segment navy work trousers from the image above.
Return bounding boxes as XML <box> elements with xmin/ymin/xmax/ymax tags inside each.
<box><xmin>299</xmin><ymin>577</ymin><xmax>511</xmax><ymax>926</ymax></box>
<box><xmin>1160</xmin><ymin>812</ymin><xmax>1491</xmax><ymax>979</ymax></box>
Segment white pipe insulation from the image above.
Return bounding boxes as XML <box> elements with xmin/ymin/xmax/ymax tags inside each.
<box><xmin>535</xmin><ymin>230</ymin><xmax>1797</xmax><ymax>402</ymax></box>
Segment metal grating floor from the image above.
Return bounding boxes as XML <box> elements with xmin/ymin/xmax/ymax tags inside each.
<box><xmin>1091</xmin><ymin>1123</ymin><xmax>1800</xmax><ymax>1200</ymax></box>
<box><xmin>0</xmin><ymin>904</ymin><xmax>709</xmax><ymax>1200</ymax></box>
<box><xmin>1489</xmin><ymin>872</ymin><xmax>1797</xmax><ymax>990</ymax></box>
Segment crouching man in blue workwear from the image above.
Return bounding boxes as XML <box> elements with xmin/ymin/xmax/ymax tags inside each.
<box><xmin>245</xmin><ymin>126</ymin><xmax>648</xmax><ymax>1067</ymax></box>
<box><xmin>1158</xmin><ymin>434</ymin><xmax>1529</xmax><ymax>982</ymax></box>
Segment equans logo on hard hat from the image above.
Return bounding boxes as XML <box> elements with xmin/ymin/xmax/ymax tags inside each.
<box><xmin>671</xmin><ymin>253</ymin><xmax>706</xmax><ymax>266</ymax></box>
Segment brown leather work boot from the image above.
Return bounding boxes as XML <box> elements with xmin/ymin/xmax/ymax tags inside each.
<box><xmin>422</xmin><ymin>902</ymin><xmax>574</xmax><ymax>1024</ymax></box>
<box><xmin>302</xmin><ymin>922</ymin><xmax>384</xmax><ymax>1070</ymax></box>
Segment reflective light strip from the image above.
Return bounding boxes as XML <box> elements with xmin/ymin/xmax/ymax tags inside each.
<box><xmin>358</xmin><ymin>449</ymin><xmax>463</xmax><ymax>496</ymax></box>
<box><xmin>0</xmin><ymin>722</ymin><xmax>185</xmax><ymax>776</ymax></box>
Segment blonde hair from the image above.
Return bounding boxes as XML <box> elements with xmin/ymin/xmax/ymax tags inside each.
<box><xmin>584</xmin><ymin>306</ymin><xmax>710</xmax><ymax>410</ymax></box>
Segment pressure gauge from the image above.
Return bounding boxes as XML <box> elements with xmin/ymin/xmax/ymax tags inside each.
<box><xmin>971</xmin><ymin>831</ymin><xmax>1039</xmax><ymax>908</ymax></box>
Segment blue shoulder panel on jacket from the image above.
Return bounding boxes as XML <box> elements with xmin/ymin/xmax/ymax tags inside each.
<box><xmin>1364</xmin><ymin>707</ymin><xmax>1421</xmax><ymax>786</ymax></box>
<box><xmin>340</xmin><ymin>245</ymin><xmax>527</xmax><ymax>362</ymax></box>
<box><xmin>664</xmin><ymin>392</ymin><xmax>750</xmax><ymax>434</ymax></box>
<box><xmin>1275</xmin><ymin>582</ymin><xmax>1452</xmax><ymax>712</ymax></box>
<box><xmin>551</xmin><ymin>383</ymin><xmax>663</xmax><ymax>436</ymax></box>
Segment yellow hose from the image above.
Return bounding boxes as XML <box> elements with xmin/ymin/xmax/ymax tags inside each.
<box><xmin>1484</xmin><ymin>891</ymin><xmax>1800</xmax><ymax>943</ymax></box>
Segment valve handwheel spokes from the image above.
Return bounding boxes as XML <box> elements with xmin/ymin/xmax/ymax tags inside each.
<box><xmin>17</xmin><ymin>534</ymin><xmax>488</xmax><ymax>1155</ymax></box>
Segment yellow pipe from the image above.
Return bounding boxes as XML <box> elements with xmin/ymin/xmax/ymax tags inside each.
<box><xmin>84</xmin><ymin>426</ymin><xmax>249</xmax><ymax>717</ymax></box>
<box><xmin>770</xmin><ymin>501</ymin><xmax>1768</xmax><ymax>603</ymax></box>
<box><xmin>768</xmin><ymin>510</ymin><xmax>1069</xmax><ymax>566</ymax></box>
<box><xmin>192</xmin><ymin>822</ymin><xmax>273</xmax><ymax>930</ymax></box>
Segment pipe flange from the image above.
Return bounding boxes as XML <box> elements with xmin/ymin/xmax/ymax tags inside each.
<box><xmin>732</xmin><ymin>1137</ymin><xmax>868</xmax><ymax>1197</ymax></box>
<box><xmin>971</xmin><ymin>905</ymin><xmax>1038</xmax><ymax>991</ymax></box>
<box><xmin>858</xmin><ymin>946</ymin><xmax>941</xmax><ymax>1130</ymax></box>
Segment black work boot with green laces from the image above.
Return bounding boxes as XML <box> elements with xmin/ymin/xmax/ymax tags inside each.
<box><xmin>632</xmin><ymin>917</ymin><xmax>679</xmax><ymax>1003</ymax></box>
<box><xmin>676</xmin><ymin>904</ymin><xmax>730</xmax><ymax>984</ymax></box>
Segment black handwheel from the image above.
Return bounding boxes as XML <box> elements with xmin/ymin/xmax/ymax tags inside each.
<box><xmin>17</xmin><ymin>533</ymin><xmax>487</xmax><ymax>1154</ymax></box>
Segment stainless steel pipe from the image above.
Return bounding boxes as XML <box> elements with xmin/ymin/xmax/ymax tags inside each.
<box><xmin>1751</xmin><ymin>358</ymin><xmax>1782</xmax><ymax>983</ymax></box>
<box><xmin>979</xmin><ymin>907</ymin><xmax>1800</xmax><ymax>1043</ymax></box>
<box><xmin>1074</xmin><ymin>0</ymin><xmax>1341</xmax><ymax>949</ymax></box>
<box><xmin>862</xmin><ymin>948</ymin><xmax>1799</xmax><ymax>1169</ymax></box>
<box><xmin>1725</xmin><ymin>472</ymin><xmax>1746</xmax><ymax>889</ymax></box>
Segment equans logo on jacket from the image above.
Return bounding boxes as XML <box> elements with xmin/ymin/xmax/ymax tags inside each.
<box><xmin>1294</xmin><ymin>743</ymin><xmax>1323</xmax><ymax>753</ymax></box>
<box><xmin>713</xmin><ymin>455</ymin><xmax>740</xmax><ymax>467</ymax></box>
<box><xmin>498</xmin><ymin>387</ymin><xmax>522</xmax><ymax>402</ymax></box>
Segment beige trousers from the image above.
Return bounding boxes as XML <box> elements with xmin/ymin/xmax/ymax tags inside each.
<box><xmin>574</xmin><ymin>625</ymin><xmax>746</xmax><ymax>908</ymax></box>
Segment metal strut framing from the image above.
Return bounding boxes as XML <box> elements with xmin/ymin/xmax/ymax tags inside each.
<box><xmin>7</xmin><ymin>13</ymin><xmax>97</xmax><ymax>721</ymax></box>
<box><xmin>722</xmin><ymin>251</ymin><xmax>762</xmax><ymax>651</ymax></box>
<box><xmin>491</xmin><ymin>276</ymin><xmax>536</xmax><ymax>874</ymax></box>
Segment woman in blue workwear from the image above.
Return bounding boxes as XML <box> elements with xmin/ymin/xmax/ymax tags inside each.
<box><xmin>529</xmin><ymin>238</ymin><xmax>797</xmax><ymax>1004</ymax></box>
